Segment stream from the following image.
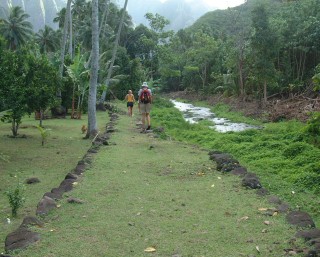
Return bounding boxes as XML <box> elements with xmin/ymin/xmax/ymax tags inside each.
<box><xmin>171</xmin><ymin>100</ymin><xmax>262</xmax><ymax>133</ymax></box>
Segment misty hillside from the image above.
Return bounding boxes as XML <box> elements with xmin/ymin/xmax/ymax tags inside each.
<box><xmin>0</xmin><ymin>0</ymin><xmax>66</xmax><ymax>32</ymax></box>
<box><xmin>188</xmin><ymin>0</ymin><xmax>283</xmax><ymax>37</ymax></box>
<box><xmin>122</xmin><ymin>0</ymin><xmax>219</xmax><ymax>31</ymax></box>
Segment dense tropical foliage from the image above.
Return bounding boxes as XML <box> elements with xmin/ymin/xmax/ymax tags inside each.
<box><xmin>1</xmin><ymin>0</ymin><xmax>320</xmax><ymax>131</ymax></box>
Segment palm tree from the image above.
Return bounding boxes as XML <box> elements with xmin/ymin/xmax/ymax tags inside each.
<box><xmin>0</xmin><ymin>6</ymin><xmax>33</xmax><ymax>50</ymax></box>
<box><xmin>99</xmin><ymin>0</ymin><xmax>129</xmax><ymax>104</ymax></box>
<box><xmin>87</xmin><ymin>0</ymin><xmax>99</xmax><ymax>138</ymax></box>
<box><xmin>35</xmin><ymin>25</ymin><xmax>59</xmax><ymax>54</ymax></box>
<box><xmin>53</xmin><ymin>8</ymin><xmax>66</xmax><ymax>29</ymax></box>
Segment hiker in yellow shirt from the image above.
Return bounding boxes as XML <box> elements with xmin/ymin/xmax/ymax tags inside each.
<box><xmin>124</xmin><ymin>90</ymin><xmax>135</xmax><ymax>117</ymax></box>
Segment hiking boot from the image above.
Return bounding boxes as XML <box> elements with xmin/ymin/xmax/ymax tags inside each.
<box><xmin>146</xmin><ymin>126</ymin><xmax>151</xmax><ymax>131</ymax></box>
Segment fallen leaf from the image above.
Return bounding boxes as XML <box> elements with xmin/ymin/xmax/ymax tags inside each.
<box><xmin>261</xmin><ymin>229</ymin><xmax>268</xmax><ymax>233</ymax></box>
<box><xmin>72</xmin><ymin>182</ymin><xmax>78</xmax><ymax>186</ymax></box>
<box><xmin>264</xmin><ymin>221</ymin><xmax>271</xmax><ymax>225</ymax></box>
<box><xmin>218</xmin><ymin>176</ymin><xmax>222</xmax><ymax>180</ymax></box>
<box><xmin>273</xmin><ymin>211</ymin><xmax>278</xmax><ymax>216</ymax></box>
<box><xmin>211</xmin><ymin>184</ymin><xmax>215</xmax><ymax>188</ymax></box>
<box><xmin>238</xmin><ymin>216</ymin><xmax>249</xmax><ymax>221</ymax></box>
<box><xmin>256</xmin><ymin>245</ymin><xmax>260</xmax><ymax>252</ymax></box>
<box><xmin>144</xmin><ymin>247</ymin><xmax>156</xmax><ymax>253</ymax></box>
<box><xmin>258</xmin><ymin>208</ymin><xmax>268</xmax><ymax>211</ymax></box>
<box><xmin>57</xmin><ymin>204</ymin><xmax>61</xmax><ymax>208</ymax></box>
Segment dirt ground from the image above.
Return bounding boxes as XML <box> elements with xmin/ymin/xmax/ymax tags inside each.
<box><xmin>167</xmin><ymin>91</ymin><xmax>320</xmax><ymax>123</ymax></box>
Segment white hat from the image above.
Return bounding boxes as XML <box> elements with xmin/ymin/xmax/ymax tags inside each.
<box><xmin>142</xmin><ymin>82</ymin><xmax>148</xmax><ymax>88</ymax></box>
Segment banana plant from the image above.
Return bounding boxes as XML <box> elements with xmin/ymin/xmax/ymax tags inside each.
<box><xmin>66</xmin><ymin>50</ymin><xmax>90</xmax><ymax>119</ymax></box>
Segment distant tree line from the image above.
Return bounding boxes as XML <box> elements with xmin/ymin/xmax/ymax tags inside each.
<box><xmin>159</xmin><ymin>0</ymin><xmax>320</xmax><ymax>104</ymax></box>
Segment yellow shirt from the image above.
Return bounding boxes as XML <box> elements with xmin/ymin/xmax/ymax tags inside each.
<box><xmin>127</xmin><ymin>94</ymin><xmax>134</xmax><ymax>102</ymax></box>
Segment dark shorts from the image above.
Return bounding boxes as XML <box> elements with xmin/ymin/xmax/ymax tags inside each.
<box><xmin>127</xmin><ymin>102</ymin><xmax>134</xmax><ymax>107</ymax></box>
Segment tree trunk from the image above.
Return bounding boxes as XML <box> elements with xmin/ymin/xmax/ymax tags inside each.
<box><xmin>263</xmin><ymin>80</ymin><xmax>267</xmax><ymax>105</ymax></box>
<box><xmin>58</xmin><ymin>0</ymin><xmax>72</xmax><ymax>92</ymax></box>
<box><xmin>86</xmin><ymin>0</ymin><xmax>99</xmax><ymax>138</ymax></box>
<box><xmin>11</xmin><ymin>119</ymin><xmax>18</xmax><ymax>137</ymax></box>
<box><xmin>68</xmin><ymin>5</ymin><xmax>73</xmax><ymax>58</ymax></box>
<box><xmin>99</xmin><ymin>0</ymin><xmax>129</xmax><ymax>104</ymax></box>
<box><xmin>85</xmin><ymin>0</ymin><xmax>110</xmax><ymax>69</ymax></box>
<box><xmin>39</xmin><ymin>110</ymin><xmax>43</xmax><ymax>127</ymax></box>
<box><xmin>238</xmin><ymin>59</ymin><xmax>244</xmax><ymax>100</ymax></box>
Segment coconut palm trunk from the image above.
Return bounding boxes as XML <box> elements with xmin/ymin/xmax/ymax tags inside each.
<box><xmin>99</xmin><ymin>0</ymin><xmax>129</xmax><ymax>104</ymax></box>
<box><xmin>86</xmin><ymin>0</ymin><xmax>99</xmax><ymax>138</ymax></box>
<box><xmin>58</xmin><ymin>0</ymin><xmax>72</xmax><ymax>97</ymax></box>
<box><xmin>68</xmin><ymin>5</ymin><xmax>73</xmax><ymax>58</ymax></box>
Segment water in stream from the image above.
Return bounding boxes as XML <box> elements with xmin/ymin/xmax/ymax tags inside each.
<box><xmin>171</xmin><ymin>100</ymin><xmax>262</xmax><ymax>133</ymax></box>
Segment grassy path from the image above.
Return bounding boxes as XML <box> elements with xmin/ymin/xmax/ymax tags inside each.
<box><xmin>9</xmin><ymin>110</ymin><xmax>301</xmax><ymax>257</ymax></box>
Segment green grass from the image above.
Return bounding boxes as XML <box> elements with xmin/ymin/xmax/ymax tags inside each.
<box><xmin>152</xmin><ymin>97</ymin><xmax>320</xmax><ymax>227</ymax></box>
<box><xmin>1</xmin><ymin>102</ymin><xmax>306</xmax><ymax>256</ymax></box>
<box><xmin>0</xmin><ymin>111</ymin><xmax>108</xmax><ymax>254</ymax></box>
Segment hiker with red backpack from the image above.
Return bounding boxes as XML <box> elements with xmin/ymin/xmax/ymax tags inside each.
<box><xmin>138</xmin><ymin>82</ymin><xmax>152</xmax><ymax>132</ymax></box>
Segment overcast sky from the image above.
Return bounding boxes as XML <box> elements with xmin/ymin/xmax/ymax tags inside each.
<box><xmin>159</xmin><ymin>0</ymin><xmax>247</xmax><ymax>10</ymax></box>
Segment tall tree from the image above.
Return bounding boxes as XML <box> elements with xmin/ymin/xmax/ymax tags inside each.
<box><xmin>0</xmin><ymin>6</ymin><xmax>33</xmax><ymax>50</ymax></box>
<box><xmin>58</xmin><ymin>0</ymin><xmax>72</xmax><ymax>98</ymax></box>
<box><xmin>35</xmin><ymin>25</ymin><xmax>59</xmax><ymax>54</ymax></box>
<box><xmin>87</xmin><ymin>0</ymin><xmax>99</xmax><ymax>138</ymax></box>
<box><xmin>99</xmin><ymin>0</ymin><xmax>129</xmax><ymax>104</ymax></box>
<box><xmin>250</xmin><ymin>4</ymin><xmax>276</xmax><ymax>104</ymax></box>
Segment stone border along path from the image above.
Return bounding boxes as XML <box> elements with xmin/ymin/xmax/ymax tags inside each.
<box><xmin>2</xmin><ymin>107</ymin><xmax>320</xmax><ymax>256</ymax></box>
<box><xmin>2</xmin><ymin>106</ymin><xmax>119</xmax><ymax>256</ymax></box>
<box><xmin>209</xmin><ymin>151</ymin><xmax>320</xmax><ymax>256</ymax></box>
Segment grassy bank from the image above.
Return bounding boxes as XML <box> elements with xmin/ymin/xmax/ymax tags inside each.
<box><xmin>152</xmin><ymin>97</ymin><xmax>320</xmax><ymax>227</ymax></box>
<box><xmin>0</xmin><ymin>111</ymin><xmax>108</xmax><ymax>254</ymax></box>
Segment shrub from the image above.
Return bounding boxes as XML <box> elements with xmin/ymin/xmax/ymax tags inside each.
<box><xmin>5</xmin><ymin>183</ymin><xmax>25</xmax><ymax>217</ymax></box>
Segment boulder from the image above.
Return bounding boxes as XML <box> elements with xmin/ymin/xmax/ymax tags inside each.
<box><xmin>5</xmin><ymin>227</ymin><xmax>40</xmax><ymax>252</ymax></box>
<box><xmin>74</xmin><ymin>163</ymin><xmax>86</xmax><ymax>175</ymax></box>
<box><xmin>242</xmin><ymin>173</ymin><xmax>262</xmax><ymax>189</ymax></box>
<box><xmin>231</xmin><ymin>166</ymin><xmax>247</xmax><ymax>176</ymax></box>
<box><xmin>65</xmin><ymin>173</ymin><xmax>78</xmax><ymax>180</ymax></box>
<box><xmin>58</xmin><ymin>179</ymin><xmax>76</xmax><ymax>192</ymax></box>
<box><xmin>209</xmin><ymin>153</ymin><xmax>240</xmax><ymax>172</ymax></box>
<box><xmin>43</xmin><ymin>187</ymin><xmax>64</xmax><ymax>200</ymax></box>
<box><xmin>20</xmin><ymin>216</ymin><xmax>44</xmax><ymax>228</ymax></box>
<box><xmin>36</xmin><ymin>196</ymin><xmax>57</xmax><ymax>216</ymax></box>
<box><xmin>296</xmin><ymin>229</ymin><xmax>320</xmax><ymax>241</ymax></box>
<box><xmin>286</xmin><ymin>211</ymin><xmax>315</xmax><ymax>228</ymax></box>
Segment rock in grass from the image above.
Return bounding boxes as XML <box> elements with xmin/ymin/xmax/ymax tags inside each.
<box><xmin>5</xmin><ymin>227</ymin><xmax>40</xmax><ymax>252</ymax></box>
<box><xmin>36</xmin><ymin>196</ymin><xmax>57</xmax><ymax>216</ymax></box>
<box><xmin>20</xmin><ymin>216</ymin><xmax>44</xmax><ymax>228</ymax></box>
<box><xmin>296</xmin><ymin>229</ymin><xmax>320</xmax><ymax>241</ymax></box>
<box><xmin>25</xmin><ymin>177</ymin><xmax>40</xmax><ymax>184</ymax></box>
<box><xmin>286</xmin><ymin>211</ymin><xmax>315</xmax><ymax>228</ymax></box>
<box><xmin>231</xmin><ymin>166</ymin><xmax>247</xmax><ymax>176</ymax></box>
<box><xmin>241</xmin><ymin>173</ymin><xmax>262</xmax><ymax>189</ymax></box>
<box><xmin>67</xmin><ymin>197</ymin><xmax>84</xmax><ymax>204</ymax></box>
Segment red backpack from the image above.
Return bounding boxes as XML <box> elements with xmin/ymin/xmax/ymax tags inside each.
<box><xmin>139</xmin><ymin>89</ymin><xmax>151</xmax><ymax>104</ymax></box>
